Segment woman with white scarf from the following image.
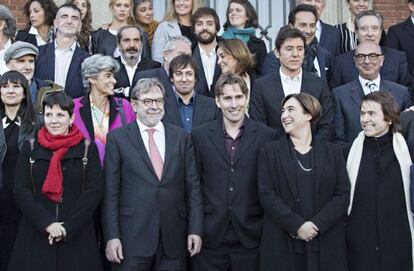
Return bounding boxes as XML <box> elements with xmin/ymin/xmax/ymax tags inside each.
<box><xmin>346</xmin><ymin>91</ymin><xmax>414</xmax><ymax>271</ymax></box>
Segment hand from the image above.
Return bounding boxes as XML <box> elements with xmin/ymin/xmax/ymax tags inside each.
<box><xmin>45</xmin><ymin>222</ymin><xmax>66</xmax><ymax>245</ymax></box>
<box><xmin>101</xmin><ymin>23</ymin><xmax>110</xmax><ymax>30</ymax></box>
<box><xmin>297</xmin><ymin>221</ymin><xmax>319</xmax><ymax>242</ymax></box>
<box><xmin>187</xmin><ymin>234</ymin><xmax>202</xmax><ymax>257</ymax></box>
<box><xmin>106</xmin><ymin>238</ymin><xmax>124</xmax><ymax>263</ymax></box>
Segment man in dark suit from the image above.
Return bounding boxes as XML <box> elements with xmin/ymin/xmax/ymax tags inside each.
<box><xmin>103</xmin><ymin>78</ymin><xmax>202</xmax><ymax>271</ymax></box>
<box><xmin>136</xmin><ymin>36</ymin><xmax>192</xmax><ymax>97</ymax></box>
<box><xmin>333</xmin><ymin>41</ymin><xmax>412</xmax><ymax>144</ymax></box>
<box><xmin>191</xmin><ymin>73</ymin><xmax>277</xmax><ymax>271</ymax></box>
<box><xmin>331</xmin><ymin>10</ymin><xmax>414</xmax><ymax>98</ymax></box>
<box><xmin>250</xmin><ymin>26</ymin><xmax>333</xmax><ymax>141</ymax></box>
<box><xmin>262</xmin><ymin>5</ymin><xmax>333</xmax><ymax>86</ymax></box>
<box><xmin>385</xmin><ymin>0</ymin><xmax>414</xmax><ymax>77</ymax></box>
<box><xmin>34</xmin><ymin>4</ymin><xmax>89</xmax><ymax>98</ymax></box>
<box><xmin>191</xmin><ymin>7</ymin><xmax>222</xmax><ymax>97</ymax></box>
<box><xmin>301</xmin><ymin>0</ymin><xmax>340</xmax><ymax>57</ymax></box>
<box><xmin>114</xmin><ymin>25</ymin><xmax>160</xmax><ymax>100</ymax></box>
<box><xmin>163</xmin><ymin>55</ymin><xmax>219</xmax><ymax>132</ymax></box>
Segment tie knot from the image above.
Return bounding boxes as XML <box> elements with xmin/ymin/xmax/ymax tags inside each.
<box><xmin>147</xmin><ymin>128</ymin><xmax>156</xmax><ymax>137</ymax></box>
<box><xmin>366</xmin><ymin>82</ymin><xmax>377</xmax><ymax>92</ymax></box>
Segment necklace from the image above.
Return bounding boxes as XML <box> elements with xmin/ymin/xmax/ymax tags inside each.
<box><xmin>90</xmin><ymin>98</ymin><xmax>109</xmax><ymax>131</ymax></box>
<box><xmin>297</xmin><ymin>158</ymin><xmax>312</xmax><ymax>172</ymax></box>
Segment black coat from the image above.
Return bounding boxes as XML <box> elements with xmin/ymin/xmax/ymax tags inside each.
<box><xmin>8</xmin><ymin>140</ymin><xmax>103</xmax><ymax>271</ymax></box>
<box><xmin>249</xmin><ymin>71</ymin><xmax>334</xmax><ymax>141</ymax></box>
<box><xmin>15</xmin><ymin>27</ymin><xmax>38</xmax><ymax>47</ymax></box>
<box><xmin>191</xmin><ymin>118</ymin><xmax>277</xmax><ymax>248</ymax></box>
<box><xmin>247</xmin><ymin>37</ymin><xmax>267</xmax><ymax>76</ymax></box>
<box><xmin>258</xmin><ymin>136</ymin><xmax>350</xmax><ymax>271</ymax></box>
<box><xmin>162</xmin><ymin>93</ymin><xmax>219</xmax><ymax>131</ymax></box>
<box><xmin>136</xmin><ymin>67</ymin><xmax>174</xmax><ymax>96</ymax></box>
<box><xmin>319</xmin><ymin>20</ymin><xmax>341</xmax><ymax>57</ymax></box>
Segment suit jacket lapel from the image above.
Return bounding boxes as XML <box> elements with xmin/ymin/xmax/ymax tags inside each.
<box><xmin>208</xmin><ymin>120</ymin><xmax>230</xmax><ymax>163</ymax></box>
<box><xmin>405</xmin><ymin>18</ymin><xmax>414</xmax><ymax>40</ymax></box>
<box><xmin>79</xmin><ymin>96</ymin><xmax>95</xmax><ymax>140</ymax></box>
<box><xmin>117</xmin><ymin>59</ymin><xmax>131</xmax><ymax>87</ymax></box>
<box><xmin>108</xmin><ymin>97</ymin><xmax>120</xmax><ymax>129</ymax></box>
<box><xmin>161</xmin><ymin>124</ymin><xmax>176</xmax><ymax>181</ymax></box>
<box><xmin>65</xmin><ymin>46</ymin><xmax>82</xmax><ymax>92</ymax></box>
<box><xmin>193</xmin><ymin>95</ymin><xmax>208</xmax><ymax>126</ymax></box>
<box><xmin>233</xmin><ymin>118</ymin><xmax>257</xmax><ymax>164</ymax></box>
<box><xmin>163</xmin><ymin>93</ymin><xmax>182</xmax><ymax>127</ymax></box>
<box><xmin>312</xmin><ymin>140</ymin><xmax>326</xmax><ymax>193</ymax></box>
<box><xmin>45</xmin><ymin>43</ymin><xmax>55</xmax><ymax>80</ymax></box>
<box><xmin>193</xmin><ymin>47</ymin><xmax>208</xmax><ymax>90</ymax></box>
<box><xmin>279</xmin><ymin>136</ymin><xmax>298</xmax><ymax>198</ymax></box>
<box><xmin>350</xmin><ymin>80</ymin><xmax>364</xmax><ymax>107</ymax></box>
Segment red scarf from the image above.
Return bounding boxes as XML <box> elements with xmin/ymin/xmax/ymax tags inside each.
<box><xmin>37</xmin><ymin>125</ymin><xmax>84</xmax><ymax>202</ymax></box>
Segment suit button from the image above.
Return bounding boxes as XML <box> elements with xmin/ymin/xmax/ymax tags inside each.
<box><xmin>229</xmin><ymin>186</ymin><xmax>234</xmax><ymax>192</ymax></box>
<box><xmin>230</xmin><ymin>168</ymin><xmax>234</xmax><ymax>172</ymax></box>
<box><xmin>296</xmin><ymin>198</ymin><xmax>300</xmax><ymax>202</ymax></box>
<box><xmin>375</xmin><ymin>245</ymin><xmax>380</xmax><ymax>251</ymax></box>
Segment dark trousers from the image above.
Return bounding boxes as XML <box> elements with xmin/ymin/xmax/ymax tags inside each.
<box><xmin>112</xmin><ymin>239</ymin><xmax>185</xmax><ymax>271</ymax></box>
<box><xmin>191</xmin><ymin>244</ymin><xmax>259</xmax><ymax>271</ymax></box>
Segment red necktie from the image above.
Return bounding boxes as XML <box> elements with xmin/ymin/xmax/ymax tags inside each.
<box><xmin>147</xmin><ymin>128</ymin><xmax>163</xmax><ymax>181</ymax></box>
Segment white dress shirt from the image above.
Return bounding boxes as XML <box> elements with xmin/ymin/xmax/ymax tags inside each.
<box><xmin>0</xmin><ymin>38</ymin><xmax>11</xmax><ymax>75</ymax></box>
<box><xmin>313</xmin><ymin>57</ymin><xmax>321</xmax><ymax>77</ymax></box>
<box><xmin>316</xmin><ymin>20</ymin><xmax>322</xmax><ymax>43</ymax></box>
<box><xmin>137</xmin><ymin>118</ymin><xmax>166</xmax><ymax>162</ymax></box>
<box><xmin>120</xmin><ymin>55</ymin><xmax>140</xmax><ymax>97</ymax></box>
<box><xmin>280</xmin><ymin>68</ymin><xmax>303</xmax><ymax>97</ymax></box>
<box><xmin>359</xmin><ymin>75</ymin><xmax>381</xmax><ymax>96</ymax></box>
<box><xmin>54</xmin><ymin>40</ymin><xmax>76</xmax><ymax>88</ymax></box>
<box><xmin>29</xmin><ymin>26</ymin><xmax>47</xmax><ymax>46</ymax></box>
<box><xmin>198</xmin><ymin>44</ymin><xmax>217</xmax><ymax>90</ymax></box>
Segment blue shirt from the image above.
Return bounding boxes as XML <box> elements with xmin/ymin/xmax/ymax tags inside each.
<box><xmin>175</xmin><ymin>93</ymin><xmax>194</xmax><ymax>133</ymax></box>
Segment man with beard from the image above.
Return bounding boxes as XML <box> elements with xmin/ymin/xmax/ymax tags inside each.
<box><xmin>103</xmin><ymin>78</ymin><xmax>203</xmax><ymax>270</ymax></box>
<box><xmin>114</xmin><ymin>25</ymin><xmax>160</xmax><ymax>100</ymax></box>
<box><xmin>191</xmin><ymin>7</ymin><xmax>222</xmax><ymax>97</ymax></box>
<box><xmin>162</xmin><ymin>54</ymin><xmax>219</xmax><ymax>133</ymax></box>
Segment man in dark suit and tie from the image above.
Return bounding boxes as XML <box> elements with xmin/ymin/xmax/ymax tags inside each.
<box><xmin>34</xmin><ymin>4</ymin><xmax>89</xmax><ymax>98</ymax></box>
<box><xmin>136</xmin><ymin>36</ymin><xmax>192</xmax><ymax>97</ymax></box>
<box><xmin>385</xmin><ymin>0</ymin><xmax>414</xmax><ymax>77</ymax></box>
<box><xmin>333</xmin><ymin>41</ymin><xmax>412</xmax><ymax>144</ymax></box>
<box><xmin>191</xmin><ymin>7</ymin><xmax>222</xmax><ymax>97</ymax></box>
<box><xmin>301</xmin><ymin>0</ymin><xmax>341</xmax><ymax>57</ymax></box>
<box><xmin>163</xmin><ymin>54</ymin><xmax>219</xmax><ymax>132</ymax></box>
<box><xmin>331</xmin><ymin>10</ymin><xmax>414</xmax><ymax>98</ymax></box>
<box><xmin>262</xmin><ymin>4</ymin><xmax>333</xmax><ymax>86</ymax></box>
<box><xmin>103</xmin><ymin>78</ymin><xmax>202</xmax><ymax>270</ymax></box>
<box><xmin>114</xmin><ymin>25</ymin><xmax>160</xmax><ymax>100</ymax></box>
<box><xmin>250</xmin><ymin>26</ymin><xmax>333</xmax><ymax>141</ymax></box>
<box><xmin>191</xmin><ymin>73</ymin><xmax>277</xmax><ymax>270</ymax></box>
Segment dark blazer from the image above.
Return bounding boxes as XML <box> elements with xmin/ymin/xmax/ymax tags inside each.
<box><xmin>319</xmin><ymin>20</ymin><xmax>341</xmax><ymax>57</ymax></box>
<box><xmin>192</xmin><ymin>118</ymin><xmax>277</xmax><ymax>249</ymax></box>
<box><xmin>15</xmin><ymin>27</ymin><xmax>38</xmax><ymax>47</ymax></box>
<box><xmin>261</xmin><ymin>47</ymin><xmax>333</xmax><ymax>85</ymax></box>
<box><xmin>333</xmin><ymin>79</ymin><xmax>412</xmax><ymax>143</ymax></box>
<box><xmin>331</xmin><ymin>47</ymin><xmax>414</xmax><ymax>98</ymax></box>
<box><xmin>8</xmin><ymin>140</ymin><xmax>103</xmax><ymax>271</ymax></box>
<box><xmin>247</xmin><ymin>36</ymin><xmax>267</xmax><ymax>76</ymax></box>
<box><xmin>258</xmin><ymin>136</ymin><xmax>349</xmax><ymax>271</ymax></box>
<box><xmin>400</xmin><ymin>111</ymin><xmax>414</xmax><ymax>142</ymax></box>
<box><xmin>162</xmin><ymin>93</ymin><xmax>219</xmax><ymax>130</ymax></box>
<box><xmin>250</xmin><ymin>71</ymin><xmax>334</xmax><ymax>141</ymax></box>
<box><xmin>34</xmin><ymin>42</ymin><xmax>90</xmax><ymax>98</ymax></box>
<box><xmin>114</xmin><ymin>56</ymin><xmax>161</xmax><ymax>99</ymax></box>
<box><xmin>102</xmin><ymin>122</ymin><xmax>203</xmax><ymax>257</ymax></box>
<box><xmin>136</xmin><ymin>67</ymin><xmax>174</xmax><ymax>96</ymax></box>
<box><xmin>193</xmin><ymin>45</ymin><xmax>222</xmax><ymax>98</ymax></box>
<box><xmin>385</xmin><ymin>17</ymin><xmax>414</xmax><ymax>77</ymax></box>
<box><xmin>91</xmin><ymin>28</ymin><xmax>151</xmax><ymax>59</ymax></box>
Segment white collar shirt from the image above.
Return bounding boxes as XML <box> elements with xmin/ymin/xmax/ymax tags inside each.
<box><xmin>121</xmin><ymin>55</ymin><xmax>140</xmax><ymax>97</ymax></box>
<box><xmin>316</xmin><ymin>20</ymin><xmax>322</xmax><ymax>43</ymax></box>
<box><xmin>0</xmin><ymin>38</ymin><xmax>12</xmax><ymax>75</ymax></box>
<box><xmin>280</xmin><ymin>68</ymin><xmax>303</xmax><ymax>97</ymax></box>
<box><xmin>136</xmin><ymin>118</ymin><xmax>165</xmax><ymax>161</ymax></box>
<box><xmin>198</xmin><ymin>44</ymin><xmax>217</xmax><ymax>90</ymax></box>
<box><xmin>359</xmin><ymin>74</ymin><xmax>381</xmax><ymax>95</ymax></box>
<box><xmin>54</xmin><ymin>40</ymin><xmax>76</xmax><ymax>88</ymax></box>
<box><xmin>29</xmin><ymin>26</ymin><xmax>47</xmax><ymax>46</ymax></box>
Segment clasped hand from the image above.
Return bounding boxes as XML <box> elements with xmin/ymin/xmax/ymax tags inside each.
<box><xmin>45</xmin><ymin>222</ymin><xmax>66</xmax><ymax>245</ymax></box>
<box><xmin>297</xmin><ymin>221</ymin><xmax>319</xmax><ymax>242</ymax></box>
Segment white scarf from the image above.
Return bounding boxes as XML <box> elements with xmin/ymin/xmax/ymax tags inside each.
<box><xmin>347</xmin><ymin>131</ymin><xmax>414</xmax><ymax>266</ymax></box>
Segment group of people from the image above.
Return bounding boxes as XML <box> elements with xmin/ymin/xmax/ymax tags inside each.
<box><xmin>0</xmin><ymin>0</ymin><xmax>414</xmax><ymax>270</ymax></box>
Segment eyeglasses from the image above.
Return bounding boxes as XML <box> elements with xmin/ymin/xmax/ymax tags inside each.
<box><xmin>354</xmin><ymin>53</ymin><xmax>383</xmax><ymax>62</ymax></box>
<box><xmin>134</xmin><ymin>98</ymin><xmax>164</xmax><ymax>106</ymax></box>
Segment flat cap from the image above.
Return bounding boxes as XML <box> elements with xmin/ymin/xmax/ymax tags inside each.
<box><xmin>4</xmin><ymin>41</ymin><xmax>39</xmax><ymax>63</ymax></box>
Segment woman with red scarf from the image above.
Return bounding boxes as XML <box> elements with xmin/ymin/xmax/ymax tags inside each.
<box><xmin>8</xmin><ymin>92</ymin><xmax>103</xmax><ymax>271</ymax></box>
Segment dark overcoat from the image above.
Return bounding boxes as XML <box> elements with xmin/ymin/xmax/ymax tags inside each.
<box><xmin>7</xmin><ymin>139</ymin><xmax>103</xmax><ymax>271</ymax></box>
<box><xmin>258</xmin><ymin>136</ymin><xmax>350</xmax><ymax>271</ymax></box>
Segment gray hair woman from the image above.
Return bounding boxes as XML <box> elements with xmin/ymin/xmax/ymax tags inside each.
<box><xmin>73</xmin><ymin>54</ymin><xmax>136</xmax><ymax>165</ymax></box>
<box><xmin>0</xmin><ymin>5</ymin><xmax>17</xmax><ymax>74</ymax></box>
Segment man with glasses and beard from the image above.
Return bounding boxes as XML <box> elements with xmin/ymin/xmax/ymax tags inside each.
<box><xmin>114</xmin><ymin>25</ymin><xmax>160</xmax><ymax>100</ymax></box>
<box><xmin>191</xmin><ymin>7</ymin><xmax>222</xmax><ymax>97</ymax></box>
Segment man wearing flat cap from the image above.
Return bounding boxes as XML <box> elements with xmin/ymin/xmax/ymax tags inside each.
<box><xmin>5</xmin><ymin>41</ymin><xmax>62</xmax><ymax>113</ymax></box>
<box><xmin>0</xmin><ymin>4</ymin><xmax>16</xmax><ymax>75</ymax></box>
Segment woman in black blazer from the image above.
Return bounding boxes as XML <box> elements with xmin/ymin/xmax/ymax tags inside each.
<box><xmin>15</xmin><ymin>0</ymin><xmax>57</xmax><ymax>47</ymax></box>
<box><xmin>221</xmin><ymin>0</ymin><xmax>267</xmax><ymax>76</ymax></box>
<box><xmin>258</xmin><ymin>93</ymin><xmax>350</xmax><ymax>271</ymax></box>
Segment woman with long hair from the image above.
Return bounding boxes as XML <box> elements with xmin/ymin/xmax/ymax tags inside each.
<box><xmin>133</xmin><ymin>0</ymin><xmax>158</xmax><ymax>52</ymax></box>
<box><xmin>0</xmin><ymin>71</ymin><xmax>37</xmax><ymax>271</ymax></box>
<box><xmin>15</xmin><ymin>0</ymin><xmax>57</xmax><ymax>47</ymax></box>
<box><xmin>151</xmin><ymin>0</ymin><xmax>202</xmax><ymax>63</ymax></box>
<box><xmin>222</xmin><ymin>0</ymin><xmax>267</xmax><ymax>75</ymax></box>
<box><xmin>7</xmin><ymin>91</ymin><xmax>103</xmax><ymax>271</ymax></box>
